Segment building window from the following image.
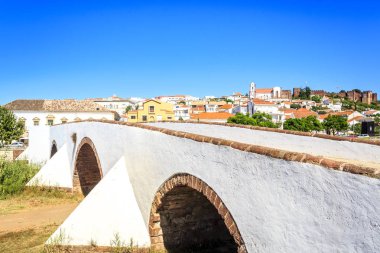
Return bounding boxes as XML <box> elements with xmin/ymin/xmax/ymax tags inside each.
<box><xmin>33</xmin><ymin>117</ymin><xmax>40</xmax><ymax>126</ymax></box>
<box><xmin>142</xmin><ymin>115</ymin><xmax>147</xmax><ymax>121</ymax></box>
<box><xmin>168</xmin><ymin>117</ymin><xmax>172</xmax><ymax>120</ymax></box>
<box><xmin>46</xmin><ymin>115</ymin><xmax>55</xmax><ymax>126</ymax></box>
<box><xmin>131</xmin><ymin>116</ymin><xmax>136</xmax><ymax>119</ymax></box>
<box><xmin>149</xmin><ymin>106</ymin><xmax>155</xmax><ymax>113</ymax></box>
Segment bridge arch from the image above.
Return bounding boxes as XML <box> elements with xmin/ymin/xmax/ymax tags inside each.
<box><xmin>50</xmin><ymin>140</ymin><xmax>58</xmax><ymax>158</ymax></box>
<box><xmin>73</xmin><ymin>137</ymin><xmax>103</xmax><ymax>196</ymax></box>
<box><xmin>149</xmin><ymin>173</ymin><xmax>247</xmax><ymax>253</ymax></box>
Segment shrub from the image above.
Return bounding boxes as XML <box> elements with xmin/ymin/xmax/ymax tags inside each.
<box><xmin>283</xmin><ymin>116</ymin><xmax>323</xmax><ymax>132</ymax></box>
<box><xmin>227</xmin><ymin>112</ymin><xmax>278</xmax><ymax>128</ymax></box>
<box><xmin>290</xmin><ymin>104</ymin><xmax>301</xmax><ymax>109</ymax></box>
<box><xmin>0</xmin><ymin>160</ymin><xmax>39</xmax><ymax>199</ymax></box>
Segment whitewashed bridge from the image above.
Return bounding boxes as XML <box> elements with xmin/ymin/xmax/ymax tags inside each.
<box><xmin>23</xmin><ymin>120</ymin><xmax>380</xmax><ymax>253</ymax></box>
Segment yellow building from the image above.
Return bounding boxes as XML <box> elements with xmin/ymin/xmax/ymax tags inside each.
<box><xmin>127</xmin><ymin>100</ymin><xmax>175</xmax><ymax>123</ymax></box>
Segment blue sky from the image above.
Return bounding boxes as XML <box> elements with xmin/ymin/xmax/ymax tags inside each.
<box><xmin>0</xmin><ymin>0</ymin><xmax>379</xmax><ymax>104</ymax></box>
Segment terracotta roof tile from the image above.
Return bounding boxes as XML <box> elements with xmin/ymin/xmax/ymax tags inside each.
<box><xmin>4</xmin><ymin>99</ymin><xmax>110</xmax><ymax>112</ymax></box>
<box><xmin>253</xmin><ymin>98</ymin><xmax>276</xmax><ymax>105</ymax></box>
<box><xmin>293</xmin><ymin>108</ymin><xmax>318</xmax><ymax>119</ymax></box>
<box><xmin>256</xmin><ymin>88</ymin><xmax>273</xmax><ymax>93</ymax></box>
<box><xmin>348</xmin><ymin>116</ymin><xmax>365</xmax><ymax>123</ymax></box>
<box><xmin>219</xmin><ymin>104</ymin><xmax>233</xmax><ymax>109</ymax></box>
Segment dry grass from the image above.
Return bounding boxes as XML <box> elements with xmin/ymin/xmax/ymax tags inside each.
<box><xmin>0</xmin><ymin>224</ymin><xmax>58</xmax><ymax>253</ymax></box>
<box><xmin>0</xmin><ymin>187</ymin><xmax>82</xmax><ymax>215</ymax></box>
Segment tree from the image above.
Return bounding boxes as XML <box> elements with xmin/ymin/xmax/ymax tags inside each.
<box><xmin>290</xmin><ymin>104</ymin><xmax>301</xmax><ymax>109</ymax></box>
<box><xmin>124</xmin><ymin>105</ymin><xmax>133</xmax><ymax>114</ymax></box>
<box><xmin>0</xmin><ymin>107</ymin><xmax>25</xmax><ymax>145</ymax></box>
<box><xmin>225</xmin><ymin>98</ymin><xmax>234</xmax><ymax>104</ymax></box>
<box><xmin>283</xmin><ymin>116</ymin><xmax>322</xmax><ymax>132</ymax></box>
<box><xmin>311</xmin><ymin>95</ymin><xmax>321</xmax><ymax>103</ymax></box>
<box><xmin>298</xmin><ymin>86</ymin><xmax>311</xmax><ymax>100</ymax></box>
<box><xmin>227</xmin><ymin>112</ymin><xmax>278</xmax><ymax>128</ymax></box>
<box><xmin>304</xmin><ymin>86</ymin><xmax>311</xmax><ymax>99</ymax></box>
<box><xmin>375</xmin><ymin>115</ymin><xmax>380</xmax><ymax>125</ymax></box>
<box><xmin>252</xmin><ymin>112</ymin><xmax>278</xmax><ymax>128</ymax></box>
<box><xmin>323</xmin><ymin>115</ymin><xmax>348</xmax><ymax>135</ymax></box>
<box><xmin>352</xmin><ymin>123</ymin><xmax>361</xmax><ymax>135</ymax></box>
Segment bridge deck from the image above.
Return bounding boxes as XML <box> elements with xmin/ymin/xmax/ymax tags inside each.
<box><xmin>148</xmin><ymin>122</ymin><xmax>380</xmax><ymax>170</ymax></box>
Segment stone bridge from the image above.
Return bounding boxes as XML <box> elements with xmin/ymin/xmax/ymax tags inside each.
<box><xmin>23</xmin><ymin>121</ymin><xmax>380</xmax><ymax>253</ymax></box>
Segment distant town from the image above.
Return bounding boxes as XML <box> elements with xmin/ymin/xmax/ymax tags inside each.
<box><xmin>2</xmin><ymin>82</ymin><xmax>380</xmax><ymax>144</ymax></box>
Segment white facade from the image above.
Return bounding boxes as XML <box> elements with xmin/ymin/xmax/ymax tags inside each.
<box><xmin>93</xmin><ymin>100</ymin><xmax>134</xmax><ymax>115</ymax></box>
<box><xmin>254</xmin><ymin>103</ymin><xmax>285</xmax><ymax>123</ymax></box>
<box><xmin>273</xmin><ymin>86</ymin><xmax>281</xmax><ymax>98</ymax></box>
<box><xmin>173</xmin><ymin>105</ymin><xmax>190</xmax><ymax>120</ymax></box>
<box><xmin>205</xmin><ymin>104</ymin><xmax>218</xmax><ymax>112</ymax></box>
<box><xmin>249</xmin><ymin>82</ymin><xmax>256</xmax><ymax>99</ymax></box>
<box><xmin>156</xmin><ymin>95</ymin><xmax>200</xmax><ymax>104</ymax></box>
<box><xmin>328</xmin><ymin>103</ymin><xmax>342</xmax><ymax>112</ymax></box>
<box><xmin>14</xmin><ymin>111</ymin><xmax>114</xmax><ymax>131</ymax></box>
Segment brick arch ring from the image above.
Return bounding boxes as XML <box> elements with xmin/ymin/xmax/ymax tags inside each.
<box><xmin>149</xmin><ymin>173</ymin><xmax>247</xmax><ymax>253</ymax></box>
<box><xmin>73</xmin><ymin>137</ymin><xmax>103</xmax><ymax>196</ymax></box>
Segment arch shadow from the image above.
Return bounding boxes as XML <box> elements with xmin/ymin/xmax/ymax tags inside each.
<box><xmin>73</xmin><ymin>137</ymin><xmax>103</xmax><ymax>196</ymax></box>
<box><xmin>149</xmin><ymin>173</ymin><xmax>247</xmax><ymax>253</ymax></box>
<box><xmin>50</xmin><ymin>141</ymin><xmax>58</xmax><ymax>158</ymax></box>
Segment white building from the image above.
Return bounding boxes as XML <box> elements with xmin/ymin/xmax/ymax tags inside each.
<box><xmin>173</xmin><ymin>105</ymin><xmax>191</xmax><ymax>120</ymax></box>
<box><xmin>249</xmin><ymin>82</ymin><xmax>282</xmax><ymax>100</ymax></box>
<box><xmin>253</xmin><ymin>99</ymin><xmax>285</xmax><ymax>123</ymax></box>
<box><xmin>87</xmin><ymin>95</ymin><xmax>135</xmax><ymax>115</ymax></box>
<box><xmin>155</xmin><ymin>95</ymin><xmax>200</xmax><ymax>104</ymax></box>
<box><xmin>4</xmin><ymin>99</ymin><xmax>115</xmax><ymax>138</ymax></box>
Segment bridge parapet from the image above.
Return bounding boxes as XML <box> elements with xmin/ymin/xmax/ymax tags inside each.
<box><xmin>24</xmin><ymin>120</ymin><xmax>380</xmax><ymax>252</ymax></box>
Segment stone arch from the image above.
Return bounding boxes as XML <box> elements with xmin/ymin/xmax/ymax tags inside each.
<box><xmin>73</xmin><ymin>137</ymin><xmax>103</xmax><ymax>196</ymax></box>
<box><xmin>50</xmin><ymin>141</ymin><xmax>58</xmax><ymax>158</ymax></box>
<box><xmin>149</xmin><ymin>173</ymin><xmax>247</xmax><ymax>253</ymax></box>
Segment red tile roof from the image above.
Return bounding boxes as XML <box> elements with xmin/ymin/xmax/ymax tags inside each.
<box><xmin>348</xmin><ymin>116</ymin><xmax>365</xmax><ymax>123</ymax></box>
<box><xmin>293</xmin><ymin>108</ymin><xmax>318</xmax><ymax>119</ymax></box>
<box><xmin>253</xmin><ymin>99</ymin><xmax>276</xmax><ymax>105</ymax></box>
<box><xmin>219</xmin><ymin>104</ymin><xmax>234</xmax><ymax>109</ymax></box>
<box><xmin>319</xmin><ymin>110</ymin><xmax>354</xmax><ymax>120</ymax></box>
<box><xmin>256</xmin><ymin>88</ymin><xmax>273</xmax><ymax>93</ymax></box>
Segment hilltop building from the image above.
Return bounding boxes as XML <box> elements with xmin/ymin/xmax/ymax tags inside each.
<box><xmin>126</xmin><ymin>100</ymin><xmax>175</xmax><ymax>123</ymax></box>
<box><xmin>249</xmin><ymin>82</ymin><xmax>288</xmax><ymax>100</ymax></box>
<box><xmin>4</xmin><ymin>99</ymin><xmax>115</xmax><ymax>140</ymax></box>
<box><xmin>86</xmin><ymin>95</ymin><xmax>135</xmax><ymax>115</ymax></box>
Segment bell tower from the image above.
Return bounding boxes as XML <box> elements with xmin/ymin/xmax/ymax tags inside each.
<box><xmin>249</xmin><ymin>82</ymin><xmax>256</xmax><ymax>99</ymax></box>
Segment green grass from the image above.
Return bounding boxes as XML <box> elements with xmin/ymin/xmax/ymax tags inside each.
<box><xmin>0</xmin><ymin>159</ymin><xmax>40</xmax><ymax>199</ymax></box>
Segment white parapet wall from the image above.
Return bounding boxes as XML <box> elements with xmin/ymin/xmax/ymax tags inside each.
<box><xmin>25</xmin><ymin>122</ymin><xmax>380</xmax><ymax>252</ymax></box>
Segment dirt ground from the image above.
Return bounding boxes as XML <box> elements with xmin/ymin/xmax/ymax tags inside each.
<box><xmin>0</xmin><ymin>202</ymin><xmax>78</xmax><ymax>234</ymax></box>
<box><xmin>0</xmin><ymin>191</ymin><xmax>81</xmax><ymax>253</ymax></box>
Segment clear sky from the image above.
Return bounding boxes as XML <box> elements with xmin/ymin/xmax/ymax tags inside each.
<box><xmin>0</xmin><ymin>0</ymin><xmax>379</xmax><ymax>104</ymax></box>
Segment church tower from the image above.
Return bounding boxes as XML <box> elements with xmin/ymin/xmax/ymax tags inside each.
<box><xmin>249</xmin><ymin>82</ymin><xmax>256</xmax><ymax>99</ymax></box>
